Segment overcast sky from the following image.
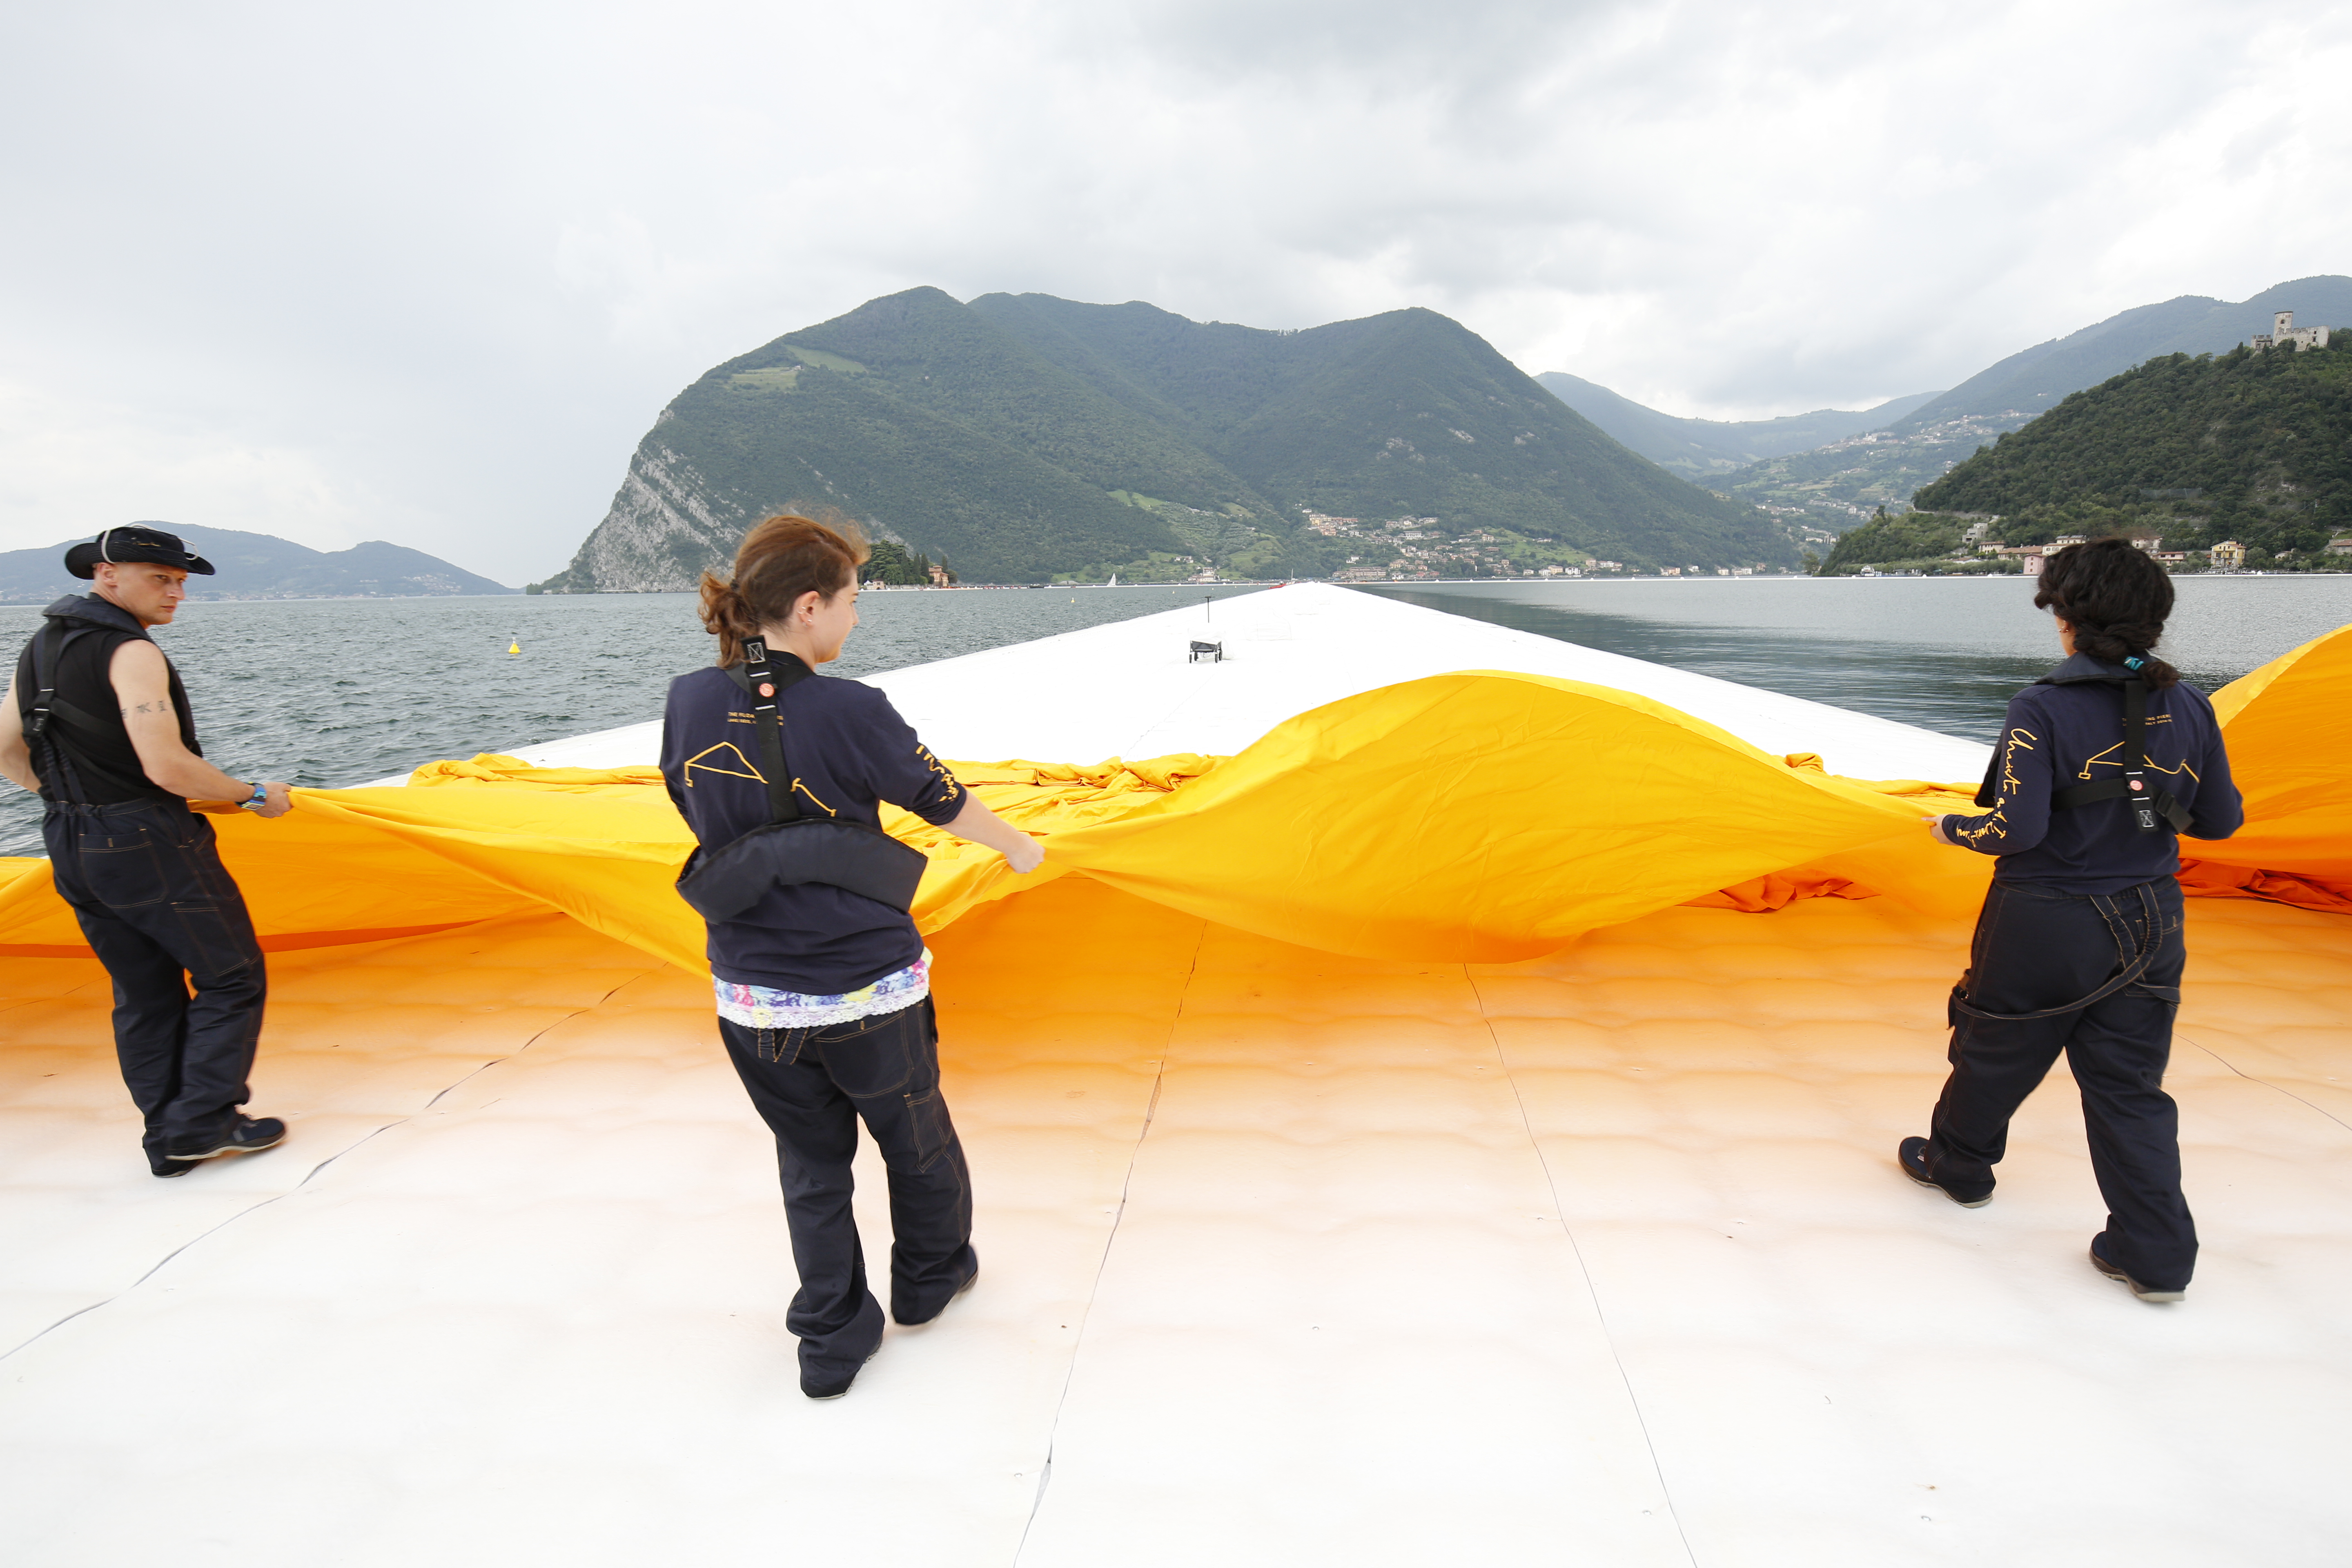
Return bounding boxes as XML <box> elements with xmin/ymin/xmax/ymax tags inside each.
<box><xmin>2</xmin><ymin>1</ymin><xmax>2345</xmax><ymax>584</ymax></box>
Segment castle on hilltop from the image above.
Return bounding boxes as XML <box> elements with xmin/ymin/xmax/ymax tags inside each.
<box><xmin>2252</xmin><ymin>310</ymin><xmax>2330</xmax><ymax>352</ymax></box>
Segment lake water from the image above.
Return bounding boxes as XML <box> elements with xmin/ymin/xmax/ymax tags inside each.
<box><xmin>0</xmin><ymin>585</ymin><xmax>1265</xmax><ymax>856</ymax></box>
<box><xmin>1372</xmin><ymin>575</ymin><xmax>2352</xmax><ymax>738</ymax></box>
<box><xmin>4</xmin><ymin>576</ymin><xmax>2348</xmax><ymax>856</ymax></box>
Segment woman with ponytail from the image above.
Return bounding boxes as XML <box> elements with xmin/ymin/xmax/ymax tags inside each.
<box><xmin>660</xmin><ymin>514</ymin><xmax>1042</xmax><ymax>1399</ymax></box>
<box><xmin>1902</xmin><ymin>537</ymin><xmax>2243</xmax><ymax>1303</ymax></box>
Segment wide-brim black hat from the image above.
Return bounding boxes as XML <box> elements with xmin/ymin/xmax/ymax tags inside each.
<box><xmin>65</xmin><ymin>525</ymin><xmax>216</xmax><ymax>579</ymax></box>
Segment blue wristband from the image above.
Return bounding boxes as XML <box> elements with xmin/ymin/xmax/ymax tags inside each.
<box><xmin>240</xmin><ymin>781</ymin><xmax>270</xmax><ymax>810</ymax></box>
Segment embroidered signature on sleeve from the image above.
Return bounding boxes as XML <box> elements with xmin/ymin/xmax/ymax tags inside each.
<box><xmin>1953</xmin><ymin>726</ymin><xmax>2036</xmax><ymax>848</ymax></box>
<box><xmin>914</xmin><ymin>742</ymin><xmax>962</xmax><ymax>804</ymax></box>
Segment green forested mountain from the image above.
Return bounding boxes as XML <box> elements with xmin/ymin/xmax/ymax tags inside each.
<box><xmin>537</xmin><ymin>288</ymin><xmax>1792</xmax><ymax>588</ymax></box>
<box><xmin>1814</xmin><ymin>510</ymin><xmax>1975</xmax><ymax>575</ymax></box>
<box><xmin>1534</xmin><ymin>371</ymin><xmax>1937</xmax><ymax>477</ymax></box>
<box><xmin>1893</xmin><ymin>276</ymin><xmax>2352</xmax><ymax>432</ymax></box>
<box><xmin>1909</xmin><ymin>331</ymin><xmax>2352</xmax><ymax>568</ymax></box>
<box><xmin>1706</xmin><ymin>276</ymin><xmax>2352</xmax><ymax>535</ymax></box>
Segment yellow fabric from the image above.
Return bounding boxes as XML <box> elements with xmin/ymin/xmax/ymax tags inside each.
<box><xmin>2</xmin><ymin>624</ymin><xmax>2344</xmax><ymax>969</ymax></box>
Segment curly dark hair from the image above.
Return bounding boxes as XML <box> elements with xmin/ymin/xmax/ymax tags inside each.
<box><xmin>2032</xmin><ymin>537</ymin><xmax>2180</xmax><ymax>688</ymax></box>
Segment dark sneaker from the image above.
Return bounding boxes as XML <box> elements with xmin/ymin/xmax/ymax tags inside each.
<box><xmin>893</xmin><ymin>1266</ymin><xmax>979</xmax><ymax>1328</ymax></box>
<box><xmin>165</xmin><ymin>1116</ymin><xmax>287</xmax><ymax>1163</ymax></box>
<box><xmin>802</xmin><ymin>1349</ymin><xmax>880</xmax><ymax>1402</ymax></box>
<box><xmin>2090</xmin><ymin>1243</ymin><xmax>2185</xmax><ymax>1303</ymax></box>
<box><xmin>1898</xmin><ymin>1136</ymin><xmax>1993</xmax><ymax>1208</ymax></box>
<box><xmin>151</xmin><ymin>1161</ymin><xmax>192</xmax><ymax>1178</ymax></box>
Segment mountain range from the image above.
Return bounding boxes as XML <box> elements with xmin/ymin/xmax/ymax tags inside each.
<box><xmin>1915</xmin><ymin>328</ymin><xmax>2352</xmax><ymax>562</ymax></box>
<box><xmin>1690</xmin><ymin>276</ymin><xmax>2352</xmax><ymax>529</ymax></box>
<box><xmin>0</xmin><ymin>525</ymin><xmax>513</xmax><ymax>605</ymax></box>
<box><xmin>1535</xmin><ymin>373</ymin><xmax>1939</xmax><ymax>478</ymax></box>
<box><xmin>539</xmin><ymin>289</ymin><xmax>1794</xmax><ymax>588</ymax></box>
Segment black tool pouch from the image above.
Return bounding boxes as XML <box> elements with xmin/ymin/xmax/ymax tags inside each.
<box><xmin>673</xmin><ymin>637</ymin><xmax>929</xmax><ymax>918</ymax></box>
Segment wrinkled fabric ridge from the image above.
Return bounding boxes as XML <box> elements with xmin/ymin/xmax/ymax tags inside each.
<box><xmin>1</xmin><ymin>627</ymin><xmax>2343</xmax><ymax>970</ymax></box>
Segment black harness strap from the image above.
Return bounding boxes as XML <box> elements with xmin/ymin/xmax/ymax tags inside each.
<box><xmin>2048</xmin><ymin>678</ymin><xmax>2192</xmax><ymax>835</ymax></box>
<box><xmin>1950</xmin><ymin>882</ymin><xmax>2179</xmax><ymax>1022</ymax></box>
<box><xmin>726</xmin><ymin>637</ymin><xmax>814</xmax><ymax>824</ymax></box>
<box><xmin>24</xmin><ymin>621</ymin><xmax>102</xmax><ymax>806</ymax></box>
<box><xmin>677</xmin><ymin>639</ymin><xmax>931</xmax><ymax>918</ymax></box>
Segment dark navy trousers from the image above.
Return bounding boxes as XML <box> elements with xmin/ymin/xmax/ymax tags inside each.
<box><xmin>1922</xmin><ymin>876</ymin><xmax>2197</xmax><ymax>1291</ymax></box>
<box><xmin>719</xmin><ymin>997</ymin><xmax>976</xmax><ymax>1382</ymax></box>
<box><xmin>42</xmin><ymin>800</ymin><xmax>267</xmax><ymax>1174</ymax></box>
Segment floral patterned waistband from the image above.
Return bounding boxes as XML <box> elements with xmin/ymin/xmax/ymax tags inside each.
<box><xmin>713</xmin><ymin>950</ymin><xmax>931</xmax><ymax>1031</ymax></box>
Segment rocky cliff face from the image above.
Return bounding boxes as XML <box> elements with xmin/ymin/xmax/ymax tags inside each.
<box><xmin>537</xmin><ymin>285</ymin><xmax>1792</xmax><ymax>589</ymax></box>
<box><xmin>536</xmin><ymin>434</ymin><xmax>753</xmax><ymax>593</ymax></box>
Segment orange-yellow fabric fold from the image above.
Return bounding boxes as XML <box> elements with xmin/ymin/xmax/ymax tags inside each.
<box><xmin>1</xmin><ymin>624</ymin><xmax>2343</xmax><ymax>969</ymax></box>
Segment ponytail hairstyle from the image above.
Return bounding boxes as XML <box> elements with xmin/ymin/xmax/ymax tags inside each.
<box><xmin>2032</xmin><ymin>536</ymin><xmax>2180</xmax><ymax>688</ymax></box>
<box><xmin>698</xmin><ymin>512</ymin><xmax>870</xmax><ymax>667</ymax></box>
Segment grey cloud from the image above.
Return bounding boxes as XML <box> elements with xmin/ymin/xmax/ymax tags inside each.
<box><xmin>1</xmin><ymin>0</ymin><xmax>2345</xmax><ymax>581</ymax></box>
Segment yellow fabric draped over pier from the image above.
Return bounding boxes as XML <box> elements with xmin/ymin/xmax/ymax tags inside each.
<box><xmin>2</xmin><ymin>625</ymin><xmax>2345</xmax><ymax>970</ymax></box>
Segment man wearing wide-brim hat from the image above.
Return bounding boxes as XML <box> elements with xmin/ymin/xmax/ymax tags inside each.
<box><xmin>0</xmin><ymin>525</ymin><xmax>294</xmax><ymax>1177</ymax></box>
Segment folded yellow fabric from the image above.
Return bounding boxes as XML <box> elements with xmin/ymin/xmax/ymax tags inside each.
<box><xmin>1</xmin><ymin>625</ymin><xmax>2343</xmax><ymax>970</ymax></box>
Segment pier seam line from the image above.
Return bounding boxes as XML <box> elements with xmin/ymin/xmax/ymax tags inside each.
<box><xmin>0</xmin><ymin>970</ymin><xmax>650</xmax><ymax>1365</ymax></box>
<box><xmin>1011</xmin><ymin>919</ymin><xmax>1201</xmax><ymax>1566</ymax></box>
<box><xmin>2180</xmin><ymin>1032</ymin><xmax>2352</xmax><ymax>1134</ymax></box>
<box><xmin>1467</xmin><ymin>967</ymin><xmax>1701</xmax><ymax>1568</ymax></box>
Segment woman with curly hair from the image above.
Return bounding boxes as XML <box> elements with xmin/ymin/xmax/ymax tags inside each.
<box><xmin>1903</xmin><ymin>537</ymin><xmax>2243</xmax><ymax>1303</ymax></box>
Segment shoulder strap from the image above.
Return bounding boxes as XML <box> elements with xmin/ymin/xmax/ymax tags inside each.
<box><xmin>23</xmin><ymin>622</ymin><xmax>103</xmax><ymax>803</ymax></box>
<box><xmin>732</xmin><ymin>638</ymin><xmax>815</xmax><ymax>825</ymax></box>
<box><xmin>2049</xmin><ymin>678</ymin><xmax>2192</xmax><ymax>833</ymax></box>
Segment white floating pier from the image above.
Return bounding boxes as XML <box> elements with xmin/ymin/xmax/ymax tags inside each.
<box><xmin>3</xmin><ymin>587</ymin><xmax>2345</xmax><ymax>1566</ymax></box>
<box><xmin>515</xmin><ymin>583</ymin><xmax>1994</xmax><ymax>781</ymax></box>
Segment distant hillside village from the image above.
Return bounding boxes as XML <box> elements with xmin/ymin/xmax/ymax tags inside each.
<box><xmin>1822</xmin><ymin>514</ymin><xmax>2344</xmax><ymax>580</ymax></box>
<box><xmin>1814</xmin><ymin>301</ymin><xmax>2352</xmax><ymax>578</ymax></box>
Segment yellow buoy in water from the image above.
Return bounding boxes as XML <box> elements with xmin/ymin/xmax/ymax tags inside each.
<box><xmin>508</xmin><ymin>639</ymin><xmax>520</xmax><ymax>656</ymax></box>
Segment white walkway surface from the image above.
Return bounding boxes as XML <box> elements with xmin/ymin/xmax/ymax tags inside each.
<box><xmin>6</xmin><ymin>587</ymin><xmax>2345</xmax><ymax>1566</ymax></box>
<box><xmin>511</xmin><ymin>583</ymin><xmax>1993</xmax><ymax>782</ymax></box>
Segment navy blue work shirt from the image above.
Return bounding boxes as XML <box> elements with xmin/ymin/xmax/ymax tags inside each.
<box><xmin>1938</xmin><ymin>653</ymin><xmax>2243</xmax><ymax>894</ymax></box>
<box><xmin>660</xmin><ymin>659</ymin><xmax>966</xmax><ymax>993</ymax></box>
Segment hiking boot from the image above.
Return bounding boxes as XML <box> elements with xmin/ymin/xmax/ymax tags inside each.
<box><xmin>2090</xmin><ymin>1243</ymin><xmax>2185</xmax><ymax>1303</ymax></box>
<box><xmin>1898</xmin><ymin>1136</ymin><xmax>1993</xmax><ymax>1208</ymax></box>
<box><xmin>165</xmin><ymin>1116</ymin><xmax>287</xmax><ymax>1164</ymax></box>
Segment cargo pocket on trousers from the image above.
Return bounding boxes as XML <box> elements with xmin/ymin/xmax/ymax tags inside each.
<box><xmin>77</xmin><ymin>826</ymin><xmax>169</xmax><ymax>910</ymax></box>
<box><xmin>903</xmin><ymin>1089</ymin><xmax>949</xmax><ymax>1173</ymax></box>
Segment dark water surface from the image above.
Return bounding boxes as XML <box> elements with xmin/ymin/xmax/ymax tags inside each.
<box><xmin>1369</xmin><ymin>576</ymin><xmax>2352</xmax><ymax>743</ymax></box>
<box><xmin>0</xmin><ymin>585</ymin><xmax>1262</xmax><ymax>855</ymax></box>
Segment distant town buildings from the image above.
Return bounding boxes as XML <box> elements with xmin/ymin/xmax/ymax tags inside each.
<box><xmin>2251</xmin><ymin>310</ymin><xmax>2331</xmax><ymax>352</ymax></box>
<box><xmin>2328</xmin><ymin>536</ymin><xmax>2352</xmax><ymax>557</ymax></box>
<box><xmin>2208</xmin><ymin>539</ymin><xmax>2246</xmax><ymax>571</ymax></box>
